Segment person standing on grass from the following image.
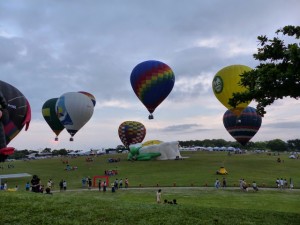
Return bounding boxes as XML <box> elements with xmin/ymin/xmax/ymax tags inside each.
<box><xmin>59</xmin><ymin>179</ymin><xmax>63</xmax><ymax>191</ymax></box>
<box><xmin>215</xmin><ymin>179</ymin><xmax>220</xmax><ymax>189</ymax></box>
<box><xmin>25</xmin><ymin>182</ymin><xmax>30</xmax><ymax>191</ymax></box>
<box><xmin>63</xmin><ymin>180</ymin><xmax>67</xmax><ymax>191</ymax></box>
<box><xmin>98</xmin><ymin>180</ymin><xmax>101</xmax><ymax>191</ymax></box>
<box><xmin>114</xmin><ymin>178</ymin><xmax>118</xmax><ymax>190</ymax></box>
<box><xmin>279</xmin><ymin>178</ymin><xmax>284</xmax><ymax>189</ymax></box>
<box><xmin>289</xmin><ymin>178</ymin><xmax>294</xmax><ymax>189</ymax></box>
<box><xmin>125</xmin><ymin>178</ymin><xmax>129</xmax><ymax>188</ymax></box>
<box><xmin>103</xmin><ymin>181</ymin><xmax>107</xmax><ymax>192</ymax></box>
<box><xmin>88</xmin><ymin>177</ymin><xmax>92</xmax><ymax>190</ymax></box>
<box><xmin>222</xmin><ymin>177</ymin><xmax>227</xmax><ymax>188</ymax></box>
<box><xmin>156</xmin><ymin>189</ymin><xmax>162</xmax><ymax>203</ymax></box>
<box><xmin>119</xmin><ymin>178</ymin><xmax>123</xmax><ymax>189</ymax></box>
<box><xmin>82</xmin><ymin>177</ymin><xmax>86</xmax><ymax>188</ymax></box>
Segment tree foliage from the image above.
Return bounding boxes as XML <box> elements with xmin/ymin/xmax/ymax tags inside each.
<box><xmin>266</xmin><ymin>139</ymin><xmax>288</xmax><ymax>152</ymax></box>
<box><xmin>179</xmin><ymin>138</ymin><xmax>294</xmax><ymax>152</ymax></box>
<box><xmin>229</xmin><ymin>25</ymin><xmax>300</xmax><ymax>116</ymax></box>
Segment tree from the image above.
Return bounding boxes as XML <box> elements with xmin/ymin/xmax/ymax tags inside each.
<box><xmin>266</xmin><ymin>139</ymin><xmax>288</xmax><ymax>152</ymax></box>
<box><xmin>287</xmin><ymin>139</ymin><xmax>300</xmax><ymax>151</ymax></box>
<box><xmin>229</xmin><ymin>25</ymin><xmax>300</xmax><ymax>116</ymax></box>
<box><xmin>41</xmin><ymin>148</ymin><xmax>51</xmax><ymax>153</ymax></box>
<box><xmin>52</xmin><ymin>149</ymin><xmax>68</xmax><ymax>156</ymax></box>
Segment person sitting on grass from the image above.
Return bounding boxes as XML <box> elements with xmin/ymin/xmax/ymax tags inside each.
<box><xmin>45</xmin><ymin>187</ymin><xmax>53</xmax><ymax>195</ymax></box>
<box><xmin>252</xmin><ymin>181</ymin><xmax>258</xmax><ymax>191</ymax></box>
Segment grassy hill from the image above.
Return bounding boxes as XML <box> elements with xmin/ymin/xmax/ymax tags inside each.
<box><xmin>1</xmin><ymin>151</ymin><xmax>300</xmax><ymax>225</ymax></box>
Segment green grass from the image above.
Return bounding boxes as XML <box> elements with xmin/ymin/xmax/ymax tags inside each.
<box><xmin>0</xmin><ymin>151</ymin><xmax>300</xmax><ymax>224</ymax></box>
<box><xmin>1</xmin><ymin>189</ymin><xmax>300</xmax><ymax>225</ymax></box>
<box><xmin>1</xmin><ymin>151</ymin><xmax>299</xmax><ymax>189</ymax></box>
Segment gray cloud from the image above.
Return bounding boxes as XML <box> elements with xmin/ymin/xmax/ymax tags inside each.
<box><xmin>0</xmin><ymin>0</ymin><xmax>299</xmax><ymax>149</ymax></box>
<box><xmin>264</xmin><ymin>121</ymin><xmax>300</xmax><ymax>129</ymax></box>
<box><xmin>158</xmin><ymin>123</ymin><xmax>210</xmax><ymax>133</ymax></box>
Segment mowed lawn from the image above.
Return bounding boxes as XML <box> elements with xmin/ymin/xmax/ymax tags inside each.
<box><xmin>1</xmin><ymin>151</ymin><xmax>300</xmax><ymax>225</ymax></box>
<box><xmin>1</xmin><ymin>151</ymin><xmax>299</xmax><ymax>188</ymax></box>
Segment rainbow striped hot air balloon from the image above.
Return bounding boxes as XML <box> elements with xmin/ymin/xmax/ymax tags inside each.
<box><xmin>130</xmin><ymin>60</ymin><xmax>175</xmax><ymax>119</ymax></box>
<box><xmin>223</xmin><ymin>106</ymin><xmax>262</xmax><ymax>146</ymax></box>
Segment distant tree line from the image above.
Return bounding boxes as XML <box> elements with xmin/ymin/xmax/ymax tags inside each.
<box><xmin>8</xmin><ymin>148</ymin><xmax>69</xmax><ymax>159</ymax></box>
<box><xmin>6</xmin><ymin>139</ymin><xmax>300</xmax><ymax>160</ymax></box>
<box><xmin>179</xmin><ymin>139</ymin><xmax>300</xmax><ymax>152</ymax></box>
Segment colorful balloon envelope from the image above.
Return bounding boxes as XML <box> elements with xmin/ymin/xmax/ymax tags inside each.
<box><xmin>56</xmin><ymin>92</ymin><xmax>95</xmax><ymax>141</ymax></box>
<box><xmin>223</xmin><ymin>106</ymin><xmax>262</xmax><ymax>146</ymax></box>
<box><xmin>42</xmin><ymin>98</ymin><xmax>65</xmax><ymax>141</ymax></box>
<box><xmin>130</xmin><ymin>60</ymin><xmax>175</xmax><ymax>119</ymax></box>
<box><xmin>118</xmin><ymin>121</ymin><xmax>146</xmax><ymax>148</ymax></box>
<box><xmin>212</xmin><ymin>65</ymin><xmax>252</xmax><ymax>115</ymax></box>
<box><xmin>0</xmin><ymin>80</ymin><xmax>31</xmax><ymax>145</ymax></box>
<box><xmin>0</xmin><ymin>80</ymin><xmax>31</xmax><ymax>159</ymax></box>
<box><xmin>78</xmin><ymin>91</ymin><xmax>96</xmax><ymax>106</ymax></box>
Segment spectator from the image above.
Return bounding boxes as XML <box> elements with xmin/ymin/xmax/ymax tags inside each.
<box><xmin>214</xmin><ymin>179</ymin><xmax>220</xmax><ymax>189</ymax></box>
<box><xmin>45</xmin><ymin>187</ymin><xmax>53</xmax><ymax>195</ymax></box>
<box><xmin>119</xmin><ymin>179</ymin><xmax>123</xmax><ymax>189</ymax></box>
<box><xmin>222</xmin><ymin>177</ymin><xmax>227</xmax><ymax>188</ymax></box>
<box><xmin>98</xmin><ymin>180</ymin><xmax>101</xmax><ymax>191</ymax></box>
<box><xmin>103</xmin><ymin>181</ymin><xmax>107</xmax><ymax>192</ymax></box>
<box><xmin>252</xmin><ymin>181</ymin><xmax>258</xmax><ymax>191</ymax></box>
<box><xmin>25</xmin><ymin>182</ymin><xmax>30</xmax><ymax>191</ymax></box>
<box><xmin>63</xmin><ymin>180</ymin><xmax>67</xmax><ymax>191</ymax></box>
<box><xmin>156</xmin><ymin>189</ymin><xmax>162</xmax><ymax>203</ymax></box>
<box><xmin>59</xmin><ymin>179</ymin><xmax>63</xmax><ymax>192</ymax></box>
<box><xmin>82</xmin><ymin>177</ymin><xmax>86</xmax><ymax>188</ymax></box>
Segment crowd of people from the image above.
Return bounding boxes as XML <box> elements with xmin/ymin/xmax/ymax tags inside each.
<box><xmin>212</xmin><ymin>177</ymin><xmax>295</xmax><ymax>192</ymax></box>
<box><xmin>110</xmin><ymin>178</ymin><xmax>129</xmax><ymax>192</ymax></box>
<box><xmin>276</xmin><ymin>178</ymin><xmax>294</xmax><ymax>189</ymax></box>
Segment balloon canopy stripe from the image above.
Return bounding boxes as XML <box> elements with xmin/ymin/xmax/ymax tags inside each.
<box><xmin>223</xmin><ymin>106</ymin><xmax>262</xmax><ymax>146</ymax></box>
<box><xmin>4</xmin><ymin>122</ymin><xmax>19</xmax><ymax>142</ymax></box>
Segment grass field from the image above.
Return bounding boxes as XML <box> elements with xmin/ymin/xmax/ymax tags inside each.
<box><xmin>1</xmin><ymin>151</ymin><xmax>299</xmax><ymax>188</ymax></box>
<box><xmin>0</xmin><ymin>151</ymin><xmax>300</xmax><ymax>224</ymax></box>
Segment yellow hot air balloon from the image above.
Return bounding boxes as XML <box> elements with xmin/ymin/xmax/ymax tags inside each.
<box><xmin>142</xmin><ymin>140</ymin><xmax>162</xmax><ymax>147</ymax></box>
<box><xmin>212</xmin><ymin>65</ymin><xmax>252</xmax><ymax>115</ymax></box>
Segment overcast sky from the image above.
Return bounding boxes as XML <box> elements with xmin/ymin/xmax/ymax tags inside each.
<box><xmin>1</xmin><ymin>0</ymin><xmax>300</xmax><ymax>150</ymax></box>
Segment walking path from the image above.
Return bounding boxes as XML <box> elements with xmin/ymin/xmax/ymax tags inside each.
<box><xmin>52</xmin><ymin>186</ymin><xmax>299</xmax><ymax>193</ymax></box>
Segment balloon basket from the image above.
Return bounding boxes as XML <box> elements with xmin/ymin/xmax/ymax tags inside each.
<box><xmin>148</xmin><ymin>114</ymin><xmax>154</xmax><ymax>120</ymax></box>
<box><xmin>55</xmin><ymin>137</ymin><xmax>58</xmax><ymax>141</ymax></box>
<box><xmin>70</xmin><ymin>137</ymin><xmax>74</xmax><ymax>141</ymax></box>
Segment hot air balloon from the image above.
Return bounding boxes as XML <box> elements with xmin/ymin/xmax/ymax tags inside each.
<box><xmin>118</xmin><ymin>121</ymin><xmax>146</xmax><ymax>148</ymax></box>
<box><xmin>56</xmin><ymin>92</ymin><xmax>95</xmax><ymax>141</ymax></box>
<box><xmin>212</xmin><ymin>65</ymin><xmax>252</xmax><ymax>116</ymax></box>
<box><xmin>0</xmin><ymin>80</ymin><xmax>31</xmax><ymax>162</ymax></box>
<box><xmin>223</xmin><ymin>106</ymin><xmax>262</xmax><ymax>146</ymax></box>
<box><xmin>130</xmin><ymin>60</ymin><xmax>175</xmax><ymax>119</ymax></box>
<box><xmin>42</xmin><ymin>98</ymin><xmax>65</xmax><ymax>141</ymax></box>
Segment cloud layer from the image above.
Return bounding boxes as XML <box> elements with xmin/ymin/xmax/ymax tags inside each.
<box><xmin>1</xmin><ymin>0</ymin><xmax>300</xmax><ymax>150</ymax></box>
